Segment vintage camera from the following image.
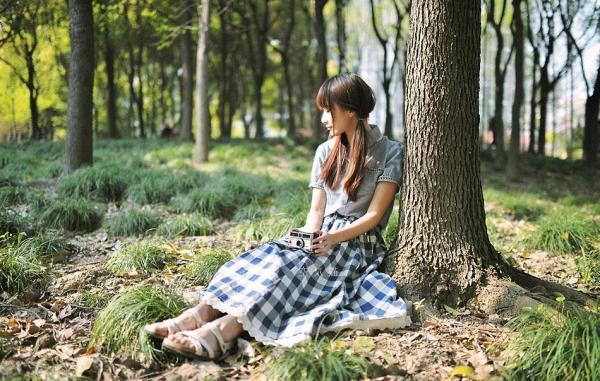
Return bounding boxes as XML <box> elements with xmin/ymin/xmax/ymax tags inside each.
<box><xmin>288</xmin><ymin>229</ymin><xmax>320</xmax><ymax>252</ymax></box>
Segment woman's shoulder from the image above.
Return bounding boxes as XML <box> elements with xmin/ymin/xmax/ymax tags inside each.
<box><xmin>380</xmin><ymin>137</ymin><xmax>404</xmax><ymax>158</ymax></box>
<box><xmin>315</xmin><ymin>138</ymin><xmax>336</xmax><ymax>156</ymax></box>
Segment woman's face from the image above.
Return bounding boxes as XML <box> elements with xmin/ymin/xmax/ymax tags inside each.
<box><xmin>321</xmin><ymin>105</ymin><xmax>356</xmax><ymax>137</ymax></box>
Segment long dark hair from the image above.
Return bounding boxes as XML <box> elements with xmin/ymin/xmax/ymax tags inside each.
<box><xmin>315</xmin><ymin>73</ymin><xmax>376</xmax><ymax>200</ymax></box>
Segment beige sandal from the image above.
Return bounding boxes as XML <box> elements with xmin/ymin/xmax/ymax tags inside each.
<box><xmin>162</xmin><ymin>321</ymin><xmax>235</xmax><ymax>361</ymax></box>
<box><xmin>143</xmin><ymin>307</ymin><xmax>207</xmax><ymax>340</ymax></box>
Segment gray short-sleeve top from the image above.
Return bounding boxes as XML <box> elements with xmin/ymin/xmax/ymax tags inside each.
<box><xmin>309</xmin><ymin>125</ymin><xmax>403</xmax><ymax>229</ymax></box>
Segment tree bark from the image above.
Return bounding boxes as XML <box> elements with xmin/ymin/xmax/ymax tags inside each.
<box><xmin>181</xmin><ymin>0</ymin><xmax>194</xmax><ymax>141</ymax></box>
<box><xmin>104</xmin><ymin>28</ymin><xmax>119</xmax><ymax>138</ymax></box>
<box><xmin>193</xmin><ymin>0</ymin><xmax>210</xmax><ymax>164</ymax></box>
<box><xmin>583</xmin><ymin>60</ymin><xmax>600</xmax><ymax>167</ymax></box>
<box><xmin>335</xmin><ymin>0</ymin><xmax>347</xmax><ymax>73</ymax></box>
<box><xmin>388</xmin><ymin>0</ymin><xmax>504</xmax><ymax>307</ymax></box>
<box><xmin>507</xmin><ymin>0</ymin><xmax>524</xmax><ymax>179</ymax></box>
<box><xmin>65</xmin><ymin>0</ymin><xmax>94</xmax><ymax>173</ymax></box>
<box><xmin>313</xmin><ymin>0</ymin><xmax>329</xmax><ymax>140</ymax></box>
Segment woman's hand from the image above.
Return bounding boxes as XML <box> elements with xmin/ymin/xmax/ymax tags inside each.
<box><xmin>311</xmin><ymin>230</ymin><xmax>338</xmax><ymax>256</ymax></box>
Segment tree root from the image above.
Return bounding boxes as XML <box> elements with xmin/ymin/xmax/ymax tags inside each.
<box><xmin>505</xmin><ymin>265</ymin><xmax>597</xmax><ymax>307</ymax></box>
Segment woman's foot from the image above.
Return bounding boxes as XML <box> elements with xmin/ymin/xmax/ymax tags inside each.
<box><xmin>162</xmin><ymin>315</ymin><xmax>243</xmax><ymax>360</ymax></box>
<box><xmin>144</xmin><ymin>303</ymin><xmax>219</xmax><ymax>339</ymax></box>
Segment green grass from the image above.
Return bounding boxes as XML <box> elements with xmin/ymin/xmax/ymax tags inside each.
<box><xmin>15</xmin><ymin>232</ymin><xmax>69</xmax><ymax>260</ymax></box>
<box><xmin>0</xmin><ymin>186</ymin><xmax>28</xmax><ymax>207</ymax></box>
<box><xmin>171</xmin><ymin>170</ymin><xmax>273</xmax><ymax>219</ymax></box>
<box><xmin>105</xmin><ymin>241</ymin><xmax>169</xmax><ymax>275</ymax></box>
<box><xmin>502</xmin><ymin>305</ymin><xmax>600</xmax><ymax>381</ymax></box>
<box><xmin>105</xmin><ymin>208</ymin><xmax>161</xmax><ymax>236</ymax></box>
<box><xmin>0</xmin><ymin>234</ymin><xmax>46</xmax><ymax>294</ymax></box>
<box><xmin>0</xmin><ymin>211</ymin><xmax>30</xmax><ymax>234</ymax></box>
<box><xmin>89</xmin><ymin>284</ymin><xmax>187</xmax><ymax>364</ymax></box>
<box><xmin>183</xmin><ymin>248</ymin><xmax>232</xmax><ymax>286</ymax></box>
<box><xmin>383</xmin><ymin>208</ymin><xmax>399</xmax><ymax>247</ymax></box>
<box><xmin>80</xmin><ymin>287</ymin><xmax>110</xmax><ymax>309</ymax></box>
<box><xmin>157</xmin><ymin>214</ymin><xmax>214</xmax><ymax>237</ymax></box>
<box><xmin>265</xmin><ymin>335</ymin><xmax>370</xmax><ymax>381</ymax></box>
<box><xmin>57</xmin><ymin>165</ymin><xmax>128</xmax><ymax>202</ymax></box>
<box><xmin>526</xmin><ymin>208</ymin><xmax>600</xmax><ymax>254</ymax></box>
<box><xmin>126</xmin><ymin>173</ymin><xmax>178</xmax><ymax>205</ymax></box>
<box><xmin>483</xmin><ymin>189</ymin><xmax>548</xmax><ymax>221</ymax></box>
<box><xmin>39</xmin><ymin>198</ymin><xmax>103</xmax><ymax>232</ymax></box>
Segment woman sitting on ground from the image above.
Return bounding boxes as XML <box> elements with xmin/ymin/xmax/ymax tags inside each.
<box><xmin>144</xmin><ymin>73</ymin><xmax>411</xmax><ymax>360</ymax></box>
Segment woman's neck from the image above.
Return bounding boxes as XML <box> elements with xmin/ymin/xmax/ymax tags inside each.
<box><xmin>345</xmin><ymin>120</ymin><xmax>371</xmax><ymax>142</ymax></box>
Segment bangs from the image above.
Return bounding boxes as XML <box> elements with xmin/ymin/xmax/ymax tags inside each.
<box><xmin>315</xmin><ymin>80</ymin><xmax>334</xmax><ymax>111</ymax></box>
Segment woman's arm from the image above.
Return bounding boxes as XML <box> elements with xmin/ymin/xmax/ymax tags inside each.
<box><xmin>301</xmin><ymin>188</ymin><xmax>327</xmax><ymax>232</ymax></box>
<box><xmin>311</xmin><ymin>181</ymin><xmax>397</xmax><ymax>255</ymax></box>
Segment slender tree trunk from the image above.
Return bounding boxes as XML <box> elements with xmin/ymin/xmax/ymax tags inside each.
<box><xmin>528</xmin><ymin>64</ymin><xmax>537</xmax><ymax>153</ymax></box>
<box><xmin>25</xmin><ymin>54</ymin><xmax>40</xmax><ymax>140</ymax></box>
<box><xmin>507</xmin><ymin>0</ymin><xmax>524</xmax><ymax>178</ymax></box>
<box><xmin>335</xmin><ymin>0</ymin><xmax>347</xmax><ymax>73</ymax></box>
<box><xmin>389</xmin><ymin>0</ymin><xmax>503</xmax><ymax>307</ymax></box>
<box><xmin>218</xmin><ymin>1</ymin><xmax>230</xmax><ymax>139</ymax></box>
<box><xmin>193</xmin><ymin>0</ymin><xmax>210</xmax><ymax>164</ymax></box>
<box><xmin>65</xmin><ymin>0</ymin><xmax>94</xmax><ymax>173</ymax></box>
<box><xmin>181</xmin><ymin>1</ymin><xmax>194</xmax><ymax>140</ymax></box>
<box><xmin>314</xmin><ymin>0</ymin><xmax>329</xmax><ymax>140</ymax></box>
<box><xmin>583</xmin><ymin>60</ymin><xmax>600</xmax><ymax>167</ymax></box>
<box><xmin>104</xmin><ymin>29</ymin><xmax>119</xmax><ymax>138</ymax></box>
<box><xmin>538</xmin><ymin>82</ymin><xmax>549</xmax><ymax>156</ymax></box>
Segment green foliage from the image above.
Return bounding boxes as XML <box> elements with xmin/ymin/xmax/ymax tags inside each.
<box><xmin>265</xmin><ymin>336</ymin><xmax>370</xmax><ymax>381</ymax></box>
<box><xmin>526</xmin><ymin>209</ymin><xmax>600</xmax><ymax>254</ymax></box>
<box><xmin>105</xmin><ymin>241</ymin><xmax>169</xmax><ymax>275</ymax></box>
<box><xmin>15</xmin><ymin>232</ymin><xmax>68</xmax><ymax>260</ymax></box>
<box><xmin>80</xmin><ymin>287</ymin><xmax>110</xmax><ymax>309</ymax></box>
<box><xmin>484</xmin><ymin>189</ymin><xmax>547</xmax><ymax>221</ymax></box>
<box><xmin>106</xmin><ymin>208</ymin><xmax>161</xmax><ymax>236</ymax></box>
<box><xmin>0</xmin><ymin>234</ymin><xmax>45</xmax><ymax>294</ymax></box>
<box><xmin>502</xmin><ymin>305</ymin><xmax>600</xmax><ymax>381</ymax></box>
<box><xmin>383</xmin><ymin>209</ymin><xmax>399</xmax><ymax>247</ymax></box>
<box><xmin>0</xmin><ymin>186</ymin><xmax>28</xmax><ymax>207</ymax></box>
<box><xmin>157</xmin><ymin>214</ymin><xmax>213</xmax><ymax>237</ymax></box>
<box><xmin>172</xmin><ymin>170</ymin><xmax>272</xmax><ymax>219</ymax></box>
<box><xmin>39</xmin><ymin>198</ymin><xmax>103</xmax><ymax>232</ymax></box>
<box><xmin>183</xmin><ymin>248</ymin><xmax>232</xmax><ymax>286</ymax></box>
<box><xmin>89</xmin><ymin>285</ymin><xmax>187</xmax><ymax>364</ymax></box>
<box><xmin>0</xmin><ymin>210</ymin><xmax>30</xmax><ymax>234</ymax></box>
<box><xmin>576</xmin><ymin>254</ymin><xmax>600</xmax><ymax>287</ymax></box>
<box><xmin>127</xmin><ymin>174</ymin><xmax>178</xmax><ymax>205</ymax></box>
<box><xmin>57</xmin><ymin>165</ymin><xmax>128</xmax><ymax>202</ymax></box>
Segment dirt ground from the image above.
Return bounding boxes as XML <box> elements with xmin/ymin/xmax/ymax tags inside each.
<box><xmin>1</xmin><ymin>212</ymin><xmax>592</xmax><ymax>381</ymax></box>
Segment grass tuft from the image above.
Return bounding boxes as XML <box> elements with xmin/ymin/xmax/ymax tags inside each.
<box><xmin>89</xmin><ymin>284</ymin><xmax>187</xmax><ymax>364</ymax></box>
<box><xmin>157</xmin><ymin>214</ymin><xmax>213</xmax><ymax>237</ymax></box>
<box><xmin>183</xmin><ymin>248</ymin><xmax>232</xmax><ymax>286</ymax></box>
<box><xmin>39</xmin><ymin>198</ymin><xmax>103</xmax><ymax>232</ymax></box>
<box><xmin>15</xmin><ymin>232</ymin><xmax>69</xmax><ymax>261</ymax></box>
<box><xmin>0</xmin><ymin>186</ymin><xmax>28</xmax><ymax>207</ymax></box>
<box><xmin>0</xmin><ymin>211</ymin><xmax>30</xmax><ymax>234</ymax></box>
<box><xmin>57</xmin><ymin>165</ymin><xmax>128</xmax><ymax>202</ymax></box>
<box><xmin>127</xmin><ymin>174</ymin><xmax>178</xmax><ymax>205</ymax></box>
<box><xmin>106</xmin><ymin>241</ymin><xmax>169</xmax><ymax>275</ymax></box>
<box><xmin>265</xmin><ymin>335</ymin><xmax>370</xmax><ymax>381</ymax></box>
<box><xmin>526</xmin><ymin>209</ymin><xmax>600</xmax><ymax>254</ymax></box>
<box><xmin>106</xmin><ymin>208</ymin><xmax>161</xmax><ymax>236</ymax></box>
<box><xmin>0</xmin><ymin>233</ymin><xmax>45</xmax><ymax>294</ymax></box>
<box><xmin>171</xmin><ymin>171</ymin><xmax>272</xmax><ymax>219</ymax></box>
<box><xmin>502</xmin><ymin>305</ymin><xmax>600</xmax><ymax>381</ymax></box>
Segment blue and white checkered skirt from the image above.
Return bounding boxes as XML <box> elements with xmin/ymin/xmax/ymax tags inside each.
<box><xmin>202</xmin><ymin>213</ymin><xmax>411</xmax><ymax>347</ymax></box>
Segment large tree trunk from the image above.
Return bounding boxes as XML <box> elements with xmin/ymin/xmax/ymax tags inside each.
<box><xmin>181</xmin><ymin>0</ymin><xmax>194</xmax><ymax>141</ymax></box>
<box><xmin>65</xmin><ymin>0</ymin><xmax>94</xmax><ymax>173</ymax></box>
<box><xmin>193</xmin><ymin>0</ymin><xmax>210</xmax><ymax>164</ymax></box>
<box><xmin>104</xmin><ymin>29</ymin><xmax>119</xmax><ymax>138</ymax></box>
<box><xmin>583</xmin><ymin>60</ymin><xmax>600</xmax><ymax>167</ymax></box>
<box><xmin>388</xmin><ymin>0</ymin><xmax>503</xmax><ymax>307</ymax></box>
<box><xmin>507</xmin><ymin>0</ymin><xmax>524</xmax><ymax>178</ymax></box>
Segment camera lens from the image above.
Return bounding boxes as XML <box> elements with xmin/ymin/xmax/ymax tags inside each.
<box><xmin>294</xmin><ymin>239</ymin><xmax>304</xmax><ymax>248</ymax></box>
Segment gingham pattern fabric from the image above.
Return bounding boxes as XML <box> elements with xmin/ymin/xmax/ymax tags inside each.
<box><xmin>202</xmin><ymin>213</ymin><xmax>411</xmax><ymax>347</ymax></box>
